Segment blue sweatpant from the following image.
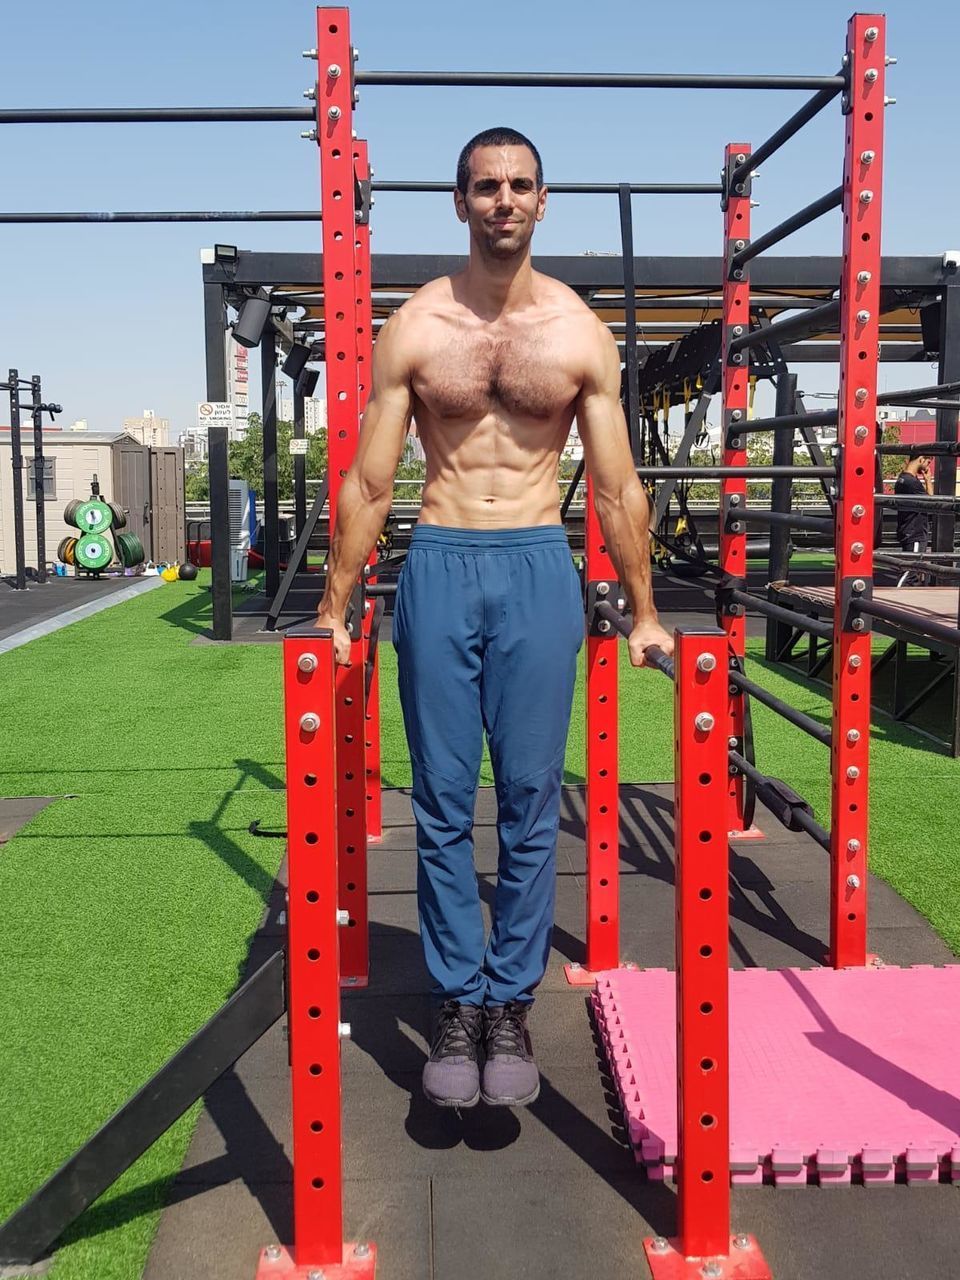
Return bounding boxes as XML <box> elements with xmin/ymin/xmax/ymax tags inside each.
<box><xmin>392</xmin><ymin>524</ymin><xmax>584</xmax><ymax>1007</ymax></box>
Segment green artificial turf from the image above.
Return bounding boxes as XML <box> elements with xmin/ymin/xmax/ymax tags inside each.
<box><xmin>0</xmin><ymin>572</ymin><xmax>958</xmax><ymax>1279</ymax></box>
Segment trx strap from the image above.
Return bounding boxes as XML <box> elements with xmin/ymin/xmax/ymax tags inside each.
<box><xmin>727</xmin><ymin>650</ymin><xmax>757</xmax><ymax>830</ymax></box>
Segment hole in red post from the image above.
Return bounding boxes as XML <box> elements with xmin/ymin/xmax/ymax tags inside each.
<box><xmin>700</xmin><ymin>945</ymin><xmax>713</xmax><ymax>958</ymax></box>
<box><xmin>699</xmin><ymin>831</ymin><xmax>711</xmax><ymax>844</ymax></box>
<box><xmin>865</xmin><ymin>111</ymin><xmax>873</xmax><ymax>121</ymax></box>
<box><xmin>700</xmin><ymin>1057</ymin><xmax>716</xmax><ymax>1072</ymax></box>
<box><xmin>306</xmin><ymin>891</ymin><xmax>319</xmax><ymax>903</ymax></box>
<box><xmin>600</xmin><ymin>878</ymin><xmax>609</xmax><ymax>887</ymax></box>
<box><xmin>701</xmin><ymin>1170</ymin><xmax>715</xmax><ymax>1183</ymax></box>
<box><xmin>699</xmin><ymin>888</ymin><xmax>712</xmax><ymax>900</ymax></box>
<box><xmin>700</xmin><ymin>1114</ymin><xmax>717</xmax><ymax>1128</ymax></box>
<box><xmin>701</xmin><ymin>1001</ymin><xmax>714</xmax><ymax>1014</ymax></box>
<box><xmin>304</xmin><ymin>773</ymin><xmax>317</xmax><ymax>786</ymax></box>
<box><xmin>312</xmin><ymin>1177</ymin><xmax>325</xmax><ymax>1189</ymax></box>
<box><xmin>311</xmin><ymin>1120</ymin><xmax>323</xmax><ymax>1132</ymax></box>
<box><xmin>600</xmin><ymin>841</ymin><xmax>608</xmax><ymax>851</ymax></box>
<box><xmin>307</xmin><ymin>948</ymin><xmax>320</xmax><ymax>961</ymax></box>
<box><xmin>600</xmin><ymin>914</ymin><xmax>609</xmax><ymax>924</ymax></box>
<box><xmin>848</xmin><ymin>912</ymin><xmax>857</xmax><ymax>921</ymax></box>
<box><xmin>306</xmin><ymin>832</ymin><xmax>318</xmax><ymax>845</ymax></box>
<box><xmin>309</xmin><ymin>1063</ymin><xmax>323</xmax><ymax>1075</ymax></box>
<box><xmin>308</xmin><ymin>1007</ymin><xmax>321</xmax><ymax>1019</ymax></box>
<box><xmin>347</xmin><ymin>881</ymin><xmax>356</xmax><ymax>891</ymax></box>
<box><xmin>699</xmin><ymin>772</ymin><xmax>711</xmax><ymax>785</ymax></box>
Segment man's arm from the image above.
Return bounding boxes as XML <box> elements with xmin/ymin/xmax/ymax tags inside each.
<box><xmin>317</xmin><ymin>312</ymin><xmax>414</xmax><ymax>626</ymax></box>
<box><xmin>575</xmin><ymin>319</ymin><xmax>673</xmax><ymax>663</ymax></box>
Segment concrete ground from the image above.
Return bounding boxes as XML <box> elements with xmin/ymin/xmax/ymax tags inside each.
<box><xmin>143</xmin><ymin>783</ymin><xmax>960</xmax><ymax>1280</ymax></box>
<box><xmin>0</xmin><ymin>575</ymin><xmax>157</xmax><ymax>650</ymax></box>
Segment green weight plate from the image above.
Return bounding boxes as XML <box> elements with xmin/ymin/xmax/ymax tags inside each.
<box><xmin>75</xmin><ymin>500</ymin><xmax>112</xmax><ymax>534</ymax></box>
<box><xmin>115</xmin><ymin>532</ymin><xmax>145</xmax><ymax>567</ymax></box>
<box><xmin>107</xmin><ymin>501</ymin><xmax>127</xmax><ymax>529</ymax></box>
<box><xmin>63</xmin><ymin>499</ymin><xmax>82</xmax><ymax>527</ymax></box>
<box><xmin>75</xmin><ymin>533</ymin><xmax>113</xmax><ymax>571</ymax></box>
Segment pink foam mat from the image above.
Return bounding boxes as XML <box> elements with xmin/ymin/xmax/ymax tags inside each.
<box><xmin>592</xmin><ymin>965</ymin><xmax>960</xmax><ymax>1187</ymax></box>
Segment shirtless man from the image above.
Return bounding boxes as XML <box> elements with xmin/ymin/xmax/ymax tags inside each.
<box><xmin>316</xmin><ymin>126</ymin><xmax>671</xmax><ymax>1110</ymax></box>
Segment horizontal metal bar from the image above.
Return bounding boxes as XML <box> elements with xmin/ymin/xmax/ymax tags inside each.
<box><xmin>728</xmin><ymin>298</ymin><xmax>840</xmax><ymax>354</ymax></box>
<box><xmin>728</xmin><ymin>669</ymin><xmax>832</xmax><ymax>745</ymax></box>
<box><xmin>0</xmin><ymin>210</ymin><xmax>323</xmax><ymax>224</ymax></box>
<box><xmin>355</xmin><ymin>71</ymin><xmax>845</xmax><ymax>90</ymax></box>
<box><xmin>366</xmin><ymin>582</ymin><xmax>397</xmax><ymax>596</ymax></box>
<box><xmin>371</xmin><ymin>181</ymin><xmax>721</xmax><ymax>194</ymax></box>
<box><xmin>0</xmin><ymin>107</ymin><xmax>313</xmax><ymax>124</ymax></box>
<box><xmin>853</xmin><ymin>596</ymin><xmax>960</xmax><ymax>647</ymax></box>
<box><xmin>731</xmin><ymin>186</ymin><xmax>843</xmax><ymax>271</ymax></box>
<box><xmin>876</xmin><ymin>441</ymin><xmax>960</xmax><ymax>456</ymax></box>
<box><xmin>593</xmin><ymin>602</ymin><xmax>677</xmax><ymax>679</ymax></box>
<box><xmin>637</xmin><ymin>465</ymin><xmax>835</xmax><ymax>479</ymax></box>
<box><xmin>739</xmin><ymin>380</ymin><xmax>960</xmax><ymax>434</ymax></box>
<box><xmin>729</xmin><ymin>83</ymin><xmax>843</xmax><ymax>187</ymax></box>
<box><xmin>874</xmin><ymin>553</ymin><xmax>960</xmax><ymax>580</ymax></box>
<box><xmin>876</xmin><ymin>493</ymin><xmax>960</xmax><ymax>509</ymax></box>
<box><xmin>729</xmin><ymin>752</ymin><xmax>831</xmax><ymax>851</ymax></box>
<box><xmin>730</xmin><ymin>589</ymin><xmax>834</xmax><ymax>639</ymax></box>
<box><xmin>730</xmin><ymin>508</ymin><xmax>835</xmax><ymax>533</ymax></box>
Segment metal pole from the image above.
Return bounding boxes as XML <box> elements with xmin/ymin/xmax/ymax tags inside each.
<box><xmin>766</xmin><ymin>372</ymin><xmax>797</xmax><ymax>658</ymax></box>
<box><xmin>618</xmin><ymin>185</ymin><xmax>641</xmax><ymax>463</ymax></box>
<box><xmin>8</xmin><ymin>372</ymin><xmax>26</xmax><ymax>590</ymax></box>
<box><xmin>261</xmin><ymin>331</ymin><xmax>280</xmax><ymax>600</ymax></box>
<box><xmin>30</xmin><ymin>376</ymin><xmax>47</xmax><ymax>584</ymax></box>
<box><xmin>933</xmin><ymin>281</ymin><xmax>960</xmax><ymax>555</ymax></box>
<box><xmin>316</xmin><ymin>7</ymin><xmax>369</xmax><ymax>988</ymax></box>
<box><xmin>720</xmin><ymin>141</ymin><xmax>752</xmax><ymax>835</ymax></box>
<box><xmin>828</xmin><ymin>13</ymin><xmax>885</xmax><ymax>970</ymax></box>
<box><xmin>293</xmin><ymin>385</ymin><xmax>307</xmax><ymax>538</ymax></box>
<box><xmin>204</xmin><ymin>281</ymin><xmax>232</xmax><ymax>640</ymax></box>
<box><xmin>354</xmin><ymin>70</ymin><xmax>845</xmax><ymax>90</ymax></box>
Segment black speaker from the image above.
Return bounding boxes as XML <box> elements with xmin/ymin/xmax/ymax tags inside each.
<box><xmin>296</xmin><ymin>368</ymin><xmax>320</xmax><ymax>398</ymax></box>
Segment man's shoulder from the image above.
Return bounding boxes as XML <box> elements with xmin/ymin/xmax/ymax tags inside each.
<box><xmin>895</xmin><ymin>471</ymin><xmax>924</xmax><ymax>493</ymax></box>
<box><xmin>533</xmin><ymin>271</ymin><xmax>596</xmax><ymax>321</ymax></box>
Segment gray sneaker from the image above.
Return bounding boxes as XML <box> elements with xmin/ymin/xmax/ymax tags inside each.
<box><xmin>480</xmin><ymin>1002</ymin><xmax>540</xmax><ymax>1106</ymax></box>
<box><xmin>422</xmin><ymin>1000</ymin><xmax>483</xmax><ymax>1108</ymax></box>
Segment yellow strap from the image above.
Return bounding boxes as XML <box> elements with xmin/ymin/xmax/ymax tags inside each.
<box><xmin>683</xmin><ymin>379</ymin><xmax>691</xmax><ymax>411</ymax></box>
<box><xmin>748</xmin><ymin>375</ymin><xmax>758</xmax><ymax>417</ymax></box>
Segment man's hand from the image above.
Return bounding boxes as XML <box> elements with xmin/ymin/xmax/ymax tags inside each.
<box><xmin>627</xmin><ymin>616</ymin><xmax>674</xmax><ymax>668</ymax></box>
<box><xmin>315</xmin><ymin>608</ymin><xmax>353</xmax><ymax>666</ymax></box>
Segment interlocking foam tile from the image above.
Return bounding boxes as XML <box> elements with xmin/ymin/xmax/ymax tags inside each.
<box><xmin>592</xmin><ymin>965</ymin><xmax>960</xmax><ymax>1188</ymax></box>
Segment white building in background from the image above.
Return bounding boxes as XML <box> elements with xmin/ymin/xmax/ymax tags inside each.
<box><xmin>180</xmin><ymin>428</ymin><xmax>209</xmax><ymax>462</ymax></box>
<box><xmin>122</xmin><ymin>409</ymin><xmax>169</xmax><ymax>447</ymax></box>
<box><xmin>68</xmin><ymin>419</ymin><xmax>89</xmax><ymax>432</ymax></box>
<box><xmin>277</xmin><ymin>395</ymin><xmax>327</xmax><ymax>434</ymax></box>
<box><xmin>226</xmin><ymin>336</ymin><xmax>249</xmax><ymax>440</ymax></box>
<box><xmin>562</xmin><ymin>422</ymin><xmax>583</xmax><ymax>462</ymax></box>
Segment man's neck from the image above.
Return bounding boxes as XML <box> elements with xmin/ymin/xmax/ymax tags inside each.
<box><xmin>460</xmin><ymin>250</ymin><xmax>535</xmax><ymax>319</ymax></box>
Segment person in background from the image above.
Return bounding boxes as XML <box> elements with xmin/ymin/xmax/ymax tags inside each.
<box><xmin>894</xmin><ymin>450</ymin><xmax>933</xmax><ymax>586</ymax></box>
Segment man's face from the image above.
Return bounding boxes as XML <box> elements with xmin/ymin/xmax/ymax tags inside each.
<box><xmin>454</xmin><ymin>144</ymin><xmax>546</xmax><ymax>259</ymax></box>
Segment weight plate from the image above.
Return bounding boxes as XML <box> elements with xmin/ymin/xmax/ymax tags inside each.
<box><xmin>63</xmin><ymin>537</ymin><xmax>77</xmax><ymax>565</ymax></box>
<box><xmin>75</xmin><ymin>500</ymin><xmax>112</xmax><ymax>534</ymax></box>
<box><xmin>107</xmin><ymin>501</ymin><xmax>127</xmax><ymax>529</ymax></box>
<box><xmin>115</xmin><ymin>532</ymin><xmax>145</xmax><ymax>567</ymax></box>
<box><xmin>75</xmin><ymin>533</ymin><xmax>113</xmax><ymax>571</ymax></box>
<box><xmin>63</xmin><ymin>499</ymin><xmax>82</xmax><ymax>527</ymax></box>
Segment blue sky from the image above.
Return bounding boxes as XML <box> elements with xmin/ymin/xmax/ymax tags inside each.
<box><xmin>2</xmin><ymin>0</ymin><xmax>957</xmax><ymax>434</ymax></box>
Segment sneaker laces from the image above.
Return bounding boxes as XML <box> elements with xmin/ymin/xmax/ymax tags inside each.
<box><xmin>432</xmin><ymin>1001</ymin><xmax>481</xmax><ymax>1059</ymax></box>
<box><xmin>484</xmin><ymin>1002</ymin><xmax>528</xmax><ymax>1057</ymax></box>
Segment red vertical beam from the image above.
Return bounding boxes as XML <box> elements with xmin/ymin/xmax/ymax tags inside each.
<box><xmin>830</xmin><ymin>14</ymin><xmax>885</xmax><ymax>969</ymax></box>
<box><xmin>720</xmin><ymin>143</ymin><xmax>751</xmax><ymax>837</ymax></box>
<box><xmin>568</xmin><ymin>480</ymin><xmax>620</xmax><ymax>981</ymax></box>
<box><xmin>646</xmin><ymin>629</ymin><xmax>768</xmax><ymax>1280</ymax></box>
<box><xmin>353</xmin><ymin>138</ymin><xmax>382</xmax><ymax>845</ymax></box>
<box><xmin>317</xmin><ymin>7</ymin><xmax>368</xmax><ymax>985</ymax></box>
<box><xmin>283</xmin><ymin>631</ymin><xmax>345</xmax><ymax>1266</ymax></box>
<box><xmin>674</xmin><ymin>629</ymin><xmax>729</xmax><ymax>1257</ymax></box>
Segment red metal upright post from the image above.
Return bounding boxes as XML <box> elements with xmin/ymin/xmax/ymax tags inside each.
<box><xmin>255</xmin><ymin>631</ymin><xmax>375</xmax><ymax>1278</ymax></box>
<box><xmin>645</xmin><ymin>627</ymin><xmax>769</xmax><ymax>1280</ymax></box>
<box><xmin>719</xmin><ymin>143</ymin><xmax>756</xmax><ymax>840</ymax></box>
<box><xmin>829</xmin><ymin>14</ymin><xmax>885</xmax><ymax>969</ymax></box>
<box><xmin>566</xmin><ymin>480</ymin><xmax>622</xmax><ymax>983</ymax></box>
<box><xmin>353</xmin><ymin>138</ymin><xmax>382</xmax><ymax>845</ymax></box>
<box><xmin>316</xmin><ymin>6</ymin><xmax>369</xmax><ymax>985</ymax></box>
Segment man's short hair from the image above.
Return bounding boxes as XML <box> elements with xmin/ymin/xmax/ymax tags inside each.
<box><xmin>908</xmin><ymin>447</ymin><xmax>930</xmax><ymax>461</ymax></box>
<box><xmin>456</xmin><ymin>127</ymin><xmax>543</xmax><ymax>196</ymax></box>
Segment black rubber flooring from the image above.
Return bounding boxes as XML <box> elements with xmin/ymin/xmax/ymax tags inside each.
<box><xmin>0</xmin><ymin>575</ymin><xmax>142</xmax><ymax>642</ymax></box>
<box><xmin>143</xmin><ymin>784</ymin><xmax>960</xmax><ymax>1280</ymax></box>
